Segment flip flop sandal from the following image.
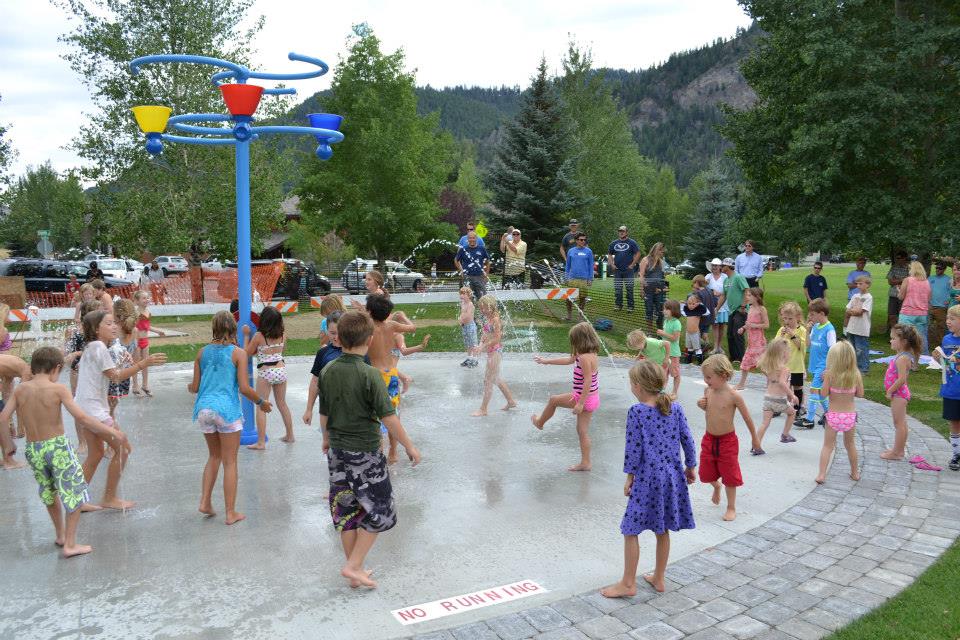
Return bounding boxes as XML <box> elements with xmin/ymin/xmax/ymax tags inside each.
<box><xmin>914</xmin><ymin>461</ymin><xmax>942</xmax><ymax>471</ymax></box>
<box><xmin>908</xmin><ymin>455</ymin><xmax>926</xmax><ymax>465</ymax></box>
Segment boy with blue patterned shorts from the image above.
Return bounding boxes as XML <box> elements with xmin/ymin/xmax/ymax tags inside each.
<box><xmin>0</xmin><ymin>347</ymin><xmax>128</xmax><ymax>558</ymax></box>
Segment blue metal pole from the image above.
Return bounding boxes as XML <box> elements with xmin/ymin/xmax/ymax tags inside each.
<box><xmin>235</xmin><ymin>136</ymin><xmax>258</xmax><ymax>445</ymax></box>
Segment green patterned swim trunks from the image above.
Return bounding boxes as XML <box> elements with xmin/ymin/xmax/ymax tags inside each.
<box><xmin>24</xmin><ymin>435</ymin><xmax>90</xmax><ymax>513</ymax></box>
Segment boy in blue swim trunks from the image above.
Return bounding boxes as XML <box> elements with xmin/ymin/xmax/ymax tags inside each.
<box><xmin>800</xmin><ymin>299</ymin><xmax>836</xmax><ymax>429</ymax></box>
<box><xmin>319</xmin><ymin>311</ymin><xmax>420</xmax><ymax>589</ymax></box>
<box><xmin>0</xmin><ymin>347</ymin><xmax>129</xmax><ymax>558</ymax></box>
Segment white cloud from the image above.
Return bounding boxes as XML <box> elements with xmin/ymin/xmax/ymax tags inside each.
<box><xmin>0</xmin><ymin>0</ymin><xmax>751</xmax><ymax>178</ymax></box>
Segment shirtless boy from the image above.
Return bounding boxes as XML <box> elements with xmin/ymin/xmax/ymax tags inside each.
<box><xmin>0</xmin><ymin>347</ymin><xmax>129</xmax><ymax>557</ymax></box>
<box><xmin>365</xmin><ymin>295</ymin><xmax>416</xmax><ymax>463</ymax></box>
<box><xmin>696</xmin><ymin>354</ymin><xmax>761</xmax><ymax>521</ymax></box>
<box><xmin>0</xmin><ymin>353</ymin><xmax>32</xmax><ymax>467</ymax></box>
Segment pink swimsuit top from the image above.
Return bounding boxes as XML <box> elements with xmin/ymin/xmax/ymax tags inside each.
<box><xmin>483</xmin><ymin>322</ymin><xmax>502</xmax><ymax>353</ymax></box>
<box><xmin>573</xmin><ymin>357</ymin><xmax>599</xmax><ymax>396</ymax></box>
<box><xmin>883</xmin><ymin>353</ymin><xmax>914</xmax><ymax>400</ymax></box>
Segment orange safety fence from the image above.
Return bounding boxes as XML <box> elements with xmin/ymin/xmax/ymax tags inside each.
<box><xmin>19</xmin><ymin>264</ymin><xmax>283</xmax><ymax>309</ymax></box>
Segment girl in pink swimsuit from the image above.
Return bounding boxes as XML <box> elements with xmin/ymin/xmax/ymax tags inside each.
<box><xmin>881</xmin><ymin>324</ymin><xmax>922</xmax><ymax>461</ymax></box>
<box><xmin>531</xmin><ymin>322</ymin><xmax>601</xmax><ymax>472</ymax></box>
<box><xmin>816</xmin><ymin>342</ymin><xmax>864</xmax><ymax>484</ymax></box>
<box><xmin>471</xmin><ymin>294</ymin><xmax>516</xmax><ymax>417</ymax></box>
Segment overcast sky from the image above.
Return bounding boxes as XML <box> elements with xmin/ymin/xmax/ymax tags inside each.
<box><xmin>0</xmin><ymin>0</ymin><xmax>751</xmax><ymax>179</ymax></box>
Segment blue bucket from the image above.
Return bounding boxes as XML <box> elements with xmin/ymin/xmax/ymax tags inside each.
<box><xmin>307</xmin><ymin>113</ymin><xmax>343</xmax><ymax>136</ymax></box>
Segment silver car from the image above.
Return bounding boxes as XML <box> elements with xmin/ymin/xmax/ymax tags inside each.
<box><xmin>341</xmin><ymin>259</ymin><xmax>426</xmax><ymax>293</ymax></box>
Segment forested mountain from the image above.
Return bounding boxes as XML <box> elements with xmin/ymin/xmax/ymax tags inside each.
<box><xmin>287</xmin><ymin>24</ymin><xmax>759</xmax><ymax>186</ymax></box>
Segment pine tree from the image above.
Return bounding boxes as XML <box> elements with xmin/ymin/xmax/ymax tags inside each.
<box><xmin>683</xmin><ymin>161</ymin><xmax>739</xmax><ymax>269</ymax></box>
<box><xmin>485</xmin><ymin>59</ymin><xmax>585</xmax><ymax>258</ymax></box>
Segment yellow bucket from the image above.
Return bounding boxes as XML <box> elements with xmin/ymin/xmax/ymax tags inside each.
<box><xmin>131</xmin><ymin>105</ymin><xmax>171</xmax><ymax>133</ymax></box>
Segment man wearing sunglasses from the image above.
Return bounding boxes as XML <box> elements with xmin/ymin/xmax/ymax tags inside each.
<box><xmin>803</xmin><ymin>261</ymin><xmax>829</xmax><ymax>303</ymax></box>
<box><xmin>458</xmin><ymin>222</ymin><xmax>486</xmax><ymax>249</ymax></box>
<box><xmin>607</xmin><ymin>225</ymin><xmax>640</xmax><ymax>311</ymax></box>
<box><xmin>499</xmin><ymin>226</ymin><xmax>527</xmax><ymax>289</ymax></box>
<box><xmin>564</xmin><ymin>232</ymin><xmax>594</xmax><ymax>320</ymax></box>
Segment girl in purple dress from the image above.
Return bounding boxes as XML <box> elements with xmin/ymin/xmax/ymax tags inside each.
<box><xmin>601</xmin><ymin>360</ymin><xmax>698</xmax><ymax>598</ymax></box>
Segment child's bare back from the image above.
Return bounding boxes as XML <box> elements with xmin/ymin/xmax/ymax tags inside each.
<box><xmin>11</xmin><ymin>378</ymin><xmax>72</xmax><ymax>443</ymax></box>
<box><xmin>368</xmin><ymin>314</ymin><xmax>414</xmax><ymax>370</ymax></box>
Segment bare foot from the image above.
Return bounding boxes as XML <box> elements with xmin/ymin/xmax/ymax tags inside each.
<box><xmin>246</xmin><ymin>443</ymin><xmax>266</xmax><ymax>450</ymax></box>
<box><xmin>471</xmin><ymin>409</ymin><xmax>488</xmax><ymax>417</ymax></box>
<box><xmin>711</xmin><ymin>484</ymin><xmax>721</xmax><ymax>505</ymax></box>
<box><xmin>349</xmin><ymin>569</ymin><xmax>374</xmax><ymax>588</ymax></box>
<box><xmin>401</xmin><ymin>377</ymin><xmax>411</xmax><ymax>394</ymax></box>
<box><xmin>723</xmin><ymin>507</ymin><xmax>737</xmax><ymax>521</ymax></box>
<box><xmin>530</xmin><ymin>414</ymin><xmax>543</xmax><ymax>430</ymax></box>
<box><xmin>387</xmin><ymin>453</ymin><xmax>399</xmax><ymax>465</ymax></box>
<box><xmin>2</xmin><ymin>459</ymin><xmax>26</xmax><ymax>470</ymax></box>
<box><xmin>342</xmin><ymin>565</ymin><xmax>377</xmax><ymax>588</ymax></box>
<box><xmin>225</xmin><ymin>511</ymin><xmax>245</xmax><ymax>525</ymax></box>
<box><xmin>880</xmin><ymin>450</ymin><xmax>904</xmax><ymax>461</ymax></box>
<box><xmin>814</xmin><ymin>476</ymin><xmax>825</xmax><ymax>485</ymax></box>
<box><xmin>600</xmin><ymin>582</ymin><xmax>637</xmax><ymax>598</ymax></box>
<box><xmin>280</xmin><ymin>436</ymin><xmax>295</xmax><ymax>443</ymax></box>
<box><xmin>62</xmin><ymin>544</ymin><xmax>93</xmax><ymax>558</ymax></box>
<box><xmin>502</xmin><ymin>402</ymin><xmax>518</xmax><ymax>411</ymax></box>
<box><xmin>643</xmin><ymin>574</ymin><xmax>666</xmax><ymax>593</ymax></box>
<box><xmin>850</xmin><ymin>471</ymin><xmax>861</xmax><ymax>481</ymax></box>
<box><xmin>568</xmin><ymin>463</ymin><xmax>592</xmax><ymax>472</ymax></box>
<box><xmin>54</xmin><ymin>538</ymin><xmax>65</xmax><ymax>547</ymax></box>
<box><xmin>198</xmin><ymin>504</ymin><xmax>216</xmax><ymax>517</ymax></box>
<box><xmin>80</xmin><ymin>503</ymin><xmax>104</xmax><ymax>513</ymax></box>
<box><xmin>100</xmin><ymin>498</ymin><xmax>135</xmax><ymax>511</ymax></box>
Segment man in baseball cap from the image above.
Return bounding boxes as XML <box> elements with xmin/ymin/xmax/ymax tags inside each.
<box><xmin>561</xmin><ymin>219</ymin><xmax>581</xmax><ymax>260</ymax></box>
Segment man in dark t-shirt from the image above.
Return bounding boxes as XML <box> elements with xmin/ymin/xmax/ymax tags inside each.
<box><xmin>607</xmin><ymin>225</ymin><xmax>641</xmax><ymax>311</ymax></box>
<box><xmin>803</xmin><ymin>262</ymin><xmax>829</xmax><ymax>303</ymax></box>
<box><xmin>560</xmin><ymin>219</ymin><xmax>580</xmax><ymax>261</ymax></box>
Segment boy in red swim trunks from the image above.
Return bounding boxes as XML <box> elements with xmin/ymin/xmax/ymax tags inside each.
<box><xmin>696</xmin><ymin>354</ymin><xmax>761</xmax><ymax>521</ymax></box>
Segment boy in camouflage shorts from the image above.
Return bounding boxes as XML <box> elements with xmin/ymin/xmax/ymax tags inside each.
<box><xmin>0</xmin><ymin>347</ymin><xmax>129</xmax><ymax>558</ymax></box>
<box><xmin>319</xmin><ymin>311</ymin><xmax>421</xmax><ymax>589</ymax></box>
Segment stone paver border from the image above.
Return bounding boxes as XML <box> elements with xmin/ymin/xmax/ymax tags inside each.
<box><xmin>413</xmin><ymin>362</ymin><xmax>960</xmax><ymax>640</ymax></box>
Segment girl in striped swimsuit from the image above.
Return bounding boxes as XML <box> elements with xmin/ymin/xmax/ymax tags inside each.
<box><xmin>532</xmin><ymin>322</ymin><xmax>601</xmax><ymax>471</ymax></box>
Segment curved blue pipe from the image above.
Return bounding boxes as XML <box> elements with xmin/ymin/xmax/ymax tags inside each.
<box><xmin>161</xmin><ymin>134</ymin><xmax>239</xmax><ymax>146</ymax></box>
<box><xmin>249</xmin><ymin>126</ymin><xmax>345</xmax><ymax>143</ymax></box>
<box><xmin>130</xmin><ymin>54</ymin><xmax>248</xmax><ymax>80</ymax></box>
<box><xmin>171</xmin><ymin>123</ymin><xmax>235</xmax><ymax>135</ymax></box>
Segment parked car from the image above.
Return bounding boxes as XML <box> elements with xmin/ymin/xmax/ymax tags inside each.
<box><xmin>6</xmin><ymin>259</ymin><xmax>131</xmax><ymax>294</ymax></box>
<box><xmin>761</xmin><ymin>255</ymin><xmax>781</xmax><ymax>271</ymax></box>
<box><xmin>828</xmin><ymin>254</ymin><xmax>845</xmax><ymax>264</ymax></box>
<box><xmin>224</xmin><ymin>259</ymin><xmax>330</xmax><ymax>299</ymax></box>
<box><xmin>123</xmin><ymin>258</ymin><xmax>144</xmax><ymax>277</ymax></box>
<box><xmin>83</xmin><ymin>253</ymin><xmax>112</xmax><ymax>263</ymax></box>
<box><xmin>675</xmin><ymin>259</ymin><xmax>699</xmax><ymax>280</ymax></box>
<box><xmin>87</xmin><ymin>257</ymin><xmax>134</xmax><ymax>282</ymax></box>
<box><xmin>341</xmin><ymin>259</ymin><xmax>426</xmax><ymax>293</ymax></box>
<box><xmin>154</xmin><ymin>255</ymin><xmax>189</xmax><ymax>275</ymax></box>
<box><xmin>202</xmin><ymin>257</ymin><xmax>224</xmax><ymax>271</ymax></box>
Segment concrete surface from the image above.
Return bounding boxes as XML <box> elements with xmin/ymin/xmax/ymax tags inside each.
<box><xmin>0</xmin><ymin>355</ymin><xmax>848</xmax><ymax>639</ymax></box>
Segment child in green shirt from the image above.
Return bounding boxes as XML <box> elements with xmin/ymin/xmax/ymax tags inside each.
<box><xmin>658</xmin><ymin>299</ymin><xmax>684</xmax><ymax>398</ymax></box>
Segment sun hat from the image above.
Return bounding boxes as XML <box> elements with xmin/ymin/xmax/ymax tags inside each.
<box><xmin>709</xmin><ymin>258</ymin><xmax>722</xmax><ymax>266</ymax></box>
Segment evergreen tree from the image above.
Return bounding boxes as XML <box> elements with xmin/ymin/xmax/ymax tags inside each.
<box><xmin>296</xmin><ymin>24</ymin><xmax>454</xmax><ymax>261</ymax></box>
<box><xmin>684</xmin><ymin>161</ymin><xmax>739</xmax><ymax>269</ymax></box>
<box><xmin>558</xmin><ymin>43</ymin><xmax>656</xmax><ymax>248</ymax></box>
<box><xmin>485</xmin><ymin>58</ymin><xmax>586</xmax><ymax>258</ymax></box>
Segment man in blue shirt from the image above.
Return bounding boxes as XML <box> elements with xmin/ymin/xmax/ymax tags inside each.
<box><xmin>803</xmin><ymin>262</ymin><xmax>829</xmax><ymax>303</ymax></box>
<box><xmin>928</xmin><ymin>261</ymin><xmax>953</xmax><ymax>350</ymax></box>
<box><xmin>455</xmin><ymin>231</ymin><xmax>490</xmax><ymax>301</ymax></box>
<box><xmin>564</xmin><ymin>232</ymin><xmax>594</xmax><ymax>321</ymax></box>
<box><xmin>458</xmin><ymin>222</ymin><xmax>486</xmax><ymax>249</ymax></box>
<box><xmin>846</xmin><ymin>256</ymin><xmax>871</xmax><ymax>300</ymax></box>
<box><xmin>735</xmin><ymin>239</ymin><xmax>764</xmax><ymax>288</ymax></box>
<box><xmin>607</xmin><ymin>225</ymin><xmax>640</xmax><ymax>311</ymax></box>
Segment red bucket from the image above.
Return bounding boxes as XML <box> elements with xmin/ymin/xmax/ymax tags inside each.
<box><xmin>220</xmin><ymin>84</ymin><xmax>264</xmax><ymax>117</ymax></box>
